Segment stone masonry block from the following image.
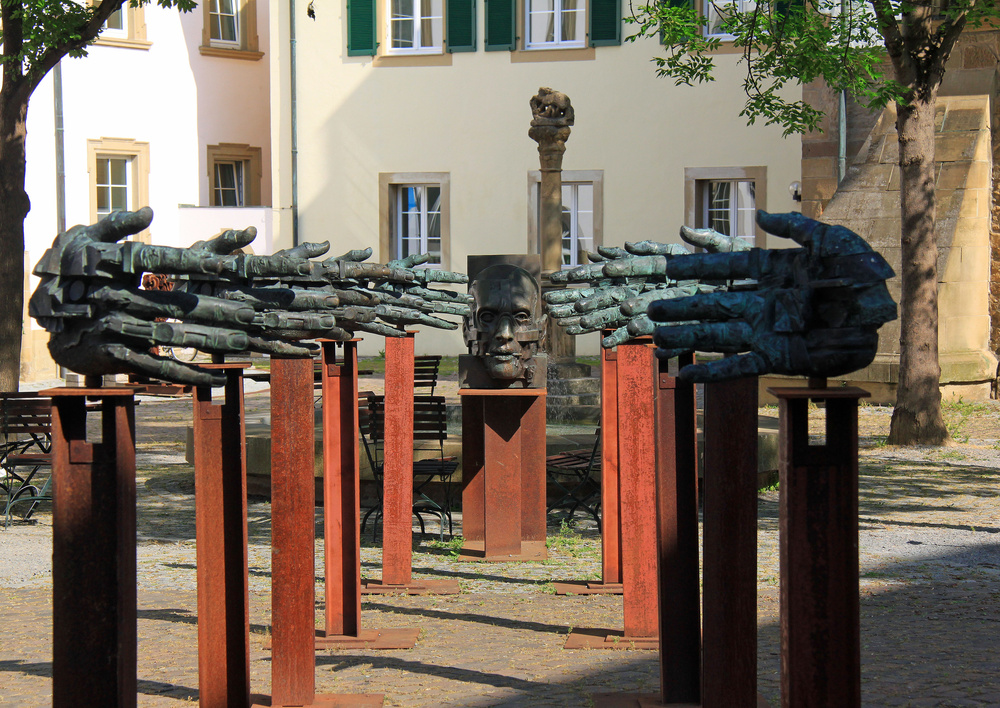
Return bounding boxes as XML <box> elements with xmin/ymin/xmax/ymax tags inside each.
<box><xmin>937</xmin><ymin>163</ymin><xmax>971</xmax><ymax>190</ymax></box>
<box><xmin>939</xmin><ymin>281</ymin><xmax>989</xmax><ymax>320</ymax></box>
<box><xmin>803</xmin><ymin>176</ymin><xmax>838</xmax><ymax>202</ymax></box>
<box><xmin>939</xmin><ymin>245</ymin><xmax>991</xmax><ymax>283</ymax></box>
<box><xmin>942</xmin><ymin>106</ymin><xmax>987</xmax><ymax>131</ymax></box>
<box><xmin>940</xmin><ymin>317</ymin><xmax>992</xmax><ymax>354</ymax></box>
<box><xmin>936</xmin><ymin>133</ymin><xmax>979</xmax><ymax>162</ymax></box>
<box><xmin>948</xmin><ymin>215</ymin><xmax>990</xmax><ymax>249</ymax></box>
<box><xmin>802</xmin><ymin>157</ymin><xmax>836</xmax><ymax>179</ymax></box>
<box><xmin>962</xmin><ymin>44</ymin><xmax>997</xmax><ymax>69</ymax></box>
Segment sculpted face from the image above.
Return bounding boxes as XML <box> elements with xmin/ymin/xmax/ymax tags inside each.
<box><xmin>470</xmin><ymin>264</ymin><xmax>540</xmax><ymax>381</ymax></box>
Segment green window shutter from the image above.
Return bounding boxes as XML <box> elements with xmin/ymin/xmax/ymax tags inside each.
<box><xmin>347</xmin><ymin>0</ymin><xmax>377</xmax><ymax>56</ymax></box>
<box><xmin>447</xmin><ymin>0</ymin><xmax>477</xmax><ymax>52</ymax></box>
<box><xmin>589</xmin><ymin>0</ymin><xmax>621</xmax><ymax>46</ymax></box>
<box><xmin>485</xmin><ymin>0</ymin><xmax>516</xmax><ymax>51</ymax></box>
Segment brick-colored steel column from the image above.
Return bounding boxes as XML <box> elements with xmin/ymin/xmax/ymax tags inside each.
<box><xmin>703</xmin><ymin>375</ymin><xmax>758</xmax><ymax>708</ymax></box>
<box><xmin>322</xmin><ymin>340</ymin><xmax>361</xmax><ymax>637</ymax></box>
<box><xmin>270</xmin><ymin>356</ymin><xmax>317</xmax><ymax>705</ymax></box>
<box><xmin>653</xmin><ymin>356</ymin><xmax>701</xmax><ymax>703</ymax></box>
<box><xmin>616</xmin><ymin>342</ymin><xmax>658</xmax><ymax>639</ymax></box>
<box><xmin>382</xmin><ymin>334</ymin><xmax>416</xmax><ymax>584</ymax></box>
<box><xmin>460</xmin><ymin>397</ymin><xmax>485</xmax><ymax>542</ymax></box>
<box><xmin>520</xmin><ymin>393</ymin><xmax>547</xmax><ymax>543</ymax></box>
<box><xmin>482</xmin><ymin>395</ymin><xmax>524</xmax><ymax>558</ymax></box>
<box><xmin>600</xmin><ymin>344</ymin><xmax>621</xmax><ymax>584</ymax></box>
<box><xmin>773</xmin><ymin>386</ymin><xmax>866</xmax><ymax>708</ymax></box>
<box><xmin>49</xmin><ymin>388</ymin><xmax>137</xmax><ymax>708</ymax></box>
<box><xmin>193</xmin><ymin>365</ymin><xmax>250</xmax><ymax>708</ymax></box>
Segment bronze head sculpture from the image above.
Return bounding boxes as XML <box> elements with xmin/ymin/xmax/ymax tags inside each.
<box><xmin>460</xmin><ymin>255</ymin><xmax>546</xmax><ymax>389</ymax></box>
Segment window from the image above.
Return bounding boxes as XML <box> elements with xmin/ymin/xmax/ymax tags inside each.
<box><xmin>349</xmin><ymin>0</ymin><xmax>475</xmax><ymax>56</ymax></box>
<box><xmin>684</xmin><ymin>167</ymin><xmax>766</xmax><ymax>247</ymax></box>
<box><xmin>94</xmin><ymin>2</ymin><xmax>149</xmax><ymax>49</ymax></box>
<box><xmin>207</xmin><ymin>144</ymin><xmax>263</xmax><ymax>207</ymax></box>
<box><xmin>200</xmin><ymin>0</ymin><xmax>263</xmax><ymax>60</ymax></box>
<box><xmin>528</xmin><ymin>170</ymin><xmax>603</xmax><ymax>267</ymax></box>
<box><xmin>387</xmin><ymin>0</ymin><xmax>444</xmax><ymax>53</ymax></box>
<box><xmin>379</xmin><ymin>173</ymin><xmax>451</xmax><ymax>268</ymax></box>
<box><xmin>705</xmin><ymin>0</ymin><xmax>756</xmax><ymax>38</ymax></box>
<box><xmin>704</xmin><ymin>180</ymin><xmax>756</xmax><ymax>244</ymax></box>
<box><xmin>482</xmin><ymin>0</ymin><xmax>620</xmax><ymax>51</ymax></box>
<box><xmin>525</xmin><ymin>0</ymin><xmax>585</xmax><ymax>49</ymax></box>
<box><xmin>88</xmin><ymin>138</ymin><xmax>150</xmax><ymax>242</ymax></box>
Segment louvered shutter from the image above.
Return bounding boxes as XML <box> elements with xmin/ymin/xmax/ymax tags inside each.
<box><xmin>347</xmin><ymin>0</ymin><xmax>377</xmax><ymax>56</ymax></box>
<box><xmin>447</xmin><ymin>0</ymin><xmax>477</xmax><ymax>51</ymax></box>
<box><xmin>485</xmin><ymin>0</ymin><xmax>516</xmax><ymax>50</ymax></box>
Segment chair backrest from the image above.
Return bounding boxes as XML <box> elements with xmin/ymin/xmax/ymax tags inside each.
<box><xmin>361</xmin><ymin>394</ymin><xmax>450</xmax><ymax>468</ymax></box>
<box><xmin>1</xmin><ymin>394</ymin><xmax>52</xmax><ymax>453</ymax></box>
<box><xmin>413</xmin><ymin>355</ymin><xmax>442</xmax><ymax>396</ymax></box>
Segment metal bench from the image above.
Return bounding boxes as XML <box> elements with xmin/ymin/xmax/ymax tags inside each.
<box><xmin>1</xmin><ymin>392</ymin><xmax>53</xmax><ymax>527</ymax></box>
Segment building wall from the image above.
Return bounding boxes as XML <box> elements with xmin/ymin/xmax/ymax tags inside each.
<box><xmin>20</xmin><ymin>2</ymin><xmax>272</xmax><ymax>382</ymax></box>
<box><xmin>285</xmin><ymin>1</ymin><xmax>803</xmax><ymax>356</ymax></box>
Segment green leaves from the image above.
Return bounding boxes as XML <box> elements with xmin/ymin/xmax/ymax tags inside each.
<box><xmin>627</xmin><ymin>0</ymin><xmax>915</xmax><ymax>135</ymax></box>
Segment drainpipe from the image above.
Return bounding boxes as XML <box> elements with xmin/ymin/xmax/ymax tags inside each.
<box><xmin>290</xmin><ymin>0</ymin><xmax>299</xmax><ymax>246</ymax></box>
<box><xmin>54</xmin><ymin>61</ymin><xmax>66</xmax><ymax>234</ymax></box>
<box><xmin>838</xmin><ymin>90</ymin><xmax>847</xmax><ymax>184</ymax></box>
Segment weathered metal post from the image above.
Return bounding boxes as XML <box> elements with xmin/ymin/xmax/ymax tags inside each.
<box><xmin>192</xmin><ymin>364</ymin><xmax>251</xmax><ymax>708</ymax></box>
<box><xmin>48</xmin><ymin>386</ymin><xmax>137</xmax><ymax>708</ymax></box>
<box><xmin>772</xmin><ymin>383</ymin><xmax>866</xmax><ymax>708</ymax></box>
<box><xmin>703</xmin><ymin>375</ymin><xmax>759</xmax><ymax>708</ymax></box>
<box><xmin>382</xmin><ymin>333</ymin><xmax>416</xmax><ymax>584</ymax></box>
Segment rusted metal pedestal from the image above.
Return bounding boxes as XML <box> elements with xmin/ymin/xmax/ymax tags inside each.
<box><xmin>315</xmin><ymin>340</ymin><xmax>418</xmax><ymax>651</ymax></box>
<box><xmin>252</xmin><ymin>355</ymin><xmax>383</xmax><ymax>708</ymax></box>
<box><xmin>459</xmin><ymin>389</ymin><xmax>547</xmax><ymax>561</ymax></box>
<box><xmin>772</xmin><ymin>385</ymin><xmax>866</xmax><ymax>708</ymax></box>
<box><xmin>192</xmin><ymin>364</ymin><xmax>251</xmax><ymax>707</ymax></box>
<box><xmin>566</xmin><ymin>342</ymin><xmax>667</xmax><ymax>649</ymax></box>
<box><xmin>47</xmin><ymin>387</ymin><xmax>138</xmax><ymax>708</ymax></box>
<box><xmin>362</xmin><ymin>334</ymin><xmax>458</xmax><ymax>596</ymax></box>
<box><xmin>554</xmin><ymin>341</ymin><xmax>623</xmax><ymax>595</ymax></box>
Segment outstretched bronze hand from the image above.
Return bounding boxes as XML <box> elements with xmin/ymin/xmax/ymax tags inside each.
<box><xmin>649</xmin><ymin>211</ymin><xmax>896</xmax><ymax>382</ymax></box>
<box><xmin>543</xmin><ymin>228</ymin><xmax>747</xmax><ymax>347</ymax></box>
<box><xmin>30</xmin><ymin>208</ymin><xmax>468</xmax><ymax>386</ymax></box>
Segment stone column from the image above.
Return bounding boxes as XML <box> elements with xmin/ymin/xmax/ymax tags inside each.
<box><xmin>529</xmin><ymin>87</ymin><xmax>576</xmax><ymax>361</ymax></box>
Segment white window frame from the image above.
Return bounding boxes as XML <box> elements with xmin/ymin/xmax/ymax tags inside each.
<box><xmin>379</xmin><ymin>173</ymin><xmax>451</xmax><ymax>269</ymax></box>
<box><xmin>704</xmin><ymin>0</ymin><xmax>756</xmax><ymax>39</ymax></box>
<box><xmin>95</xmin><ymin>156</ymin><xmax>133</xmax><ymax>221</ymax></box>
<box><xmin>210</xmin><ymin>0</ymin><xmax>241</xmax><ymax>47</ymax></box>
<box><xmin>525</xmin><ymin>0</ymin><xmax>587</xmax><ymax>50</ymax></box>
<box><xmin>394</xmin><ymin>184</ymin><xmax>443</xmax><ymax>264</ymax></box>
<box><xmin>102</xmin><ymin>7</ymin><xmax>127</xmax><ymax>38</ymax></box>
<box><xmin>386</xmin><ymin>0</ymin><xmax>444</xmax><ymax>55</ymax></box>
<box><xmin>703</xmin><ymin>179</ymin><xmax>757</xmax><ymax>244</ymax></box>
<box><xmin>684</xmin><ymin>166</ymin><xmax>766</xmax><ymax>248</ymax></box>
<box><xmin>213</xmin><ymin>161</ymin><xmax>246</xmax><ymax>207</ymax></box>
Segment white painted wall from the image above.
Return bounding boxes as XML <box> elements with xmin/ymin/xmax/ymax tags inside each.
<box><xmin>285</xmin><ymin>3</ymin><xmax>803</xmax><ymax>355</ymax></box>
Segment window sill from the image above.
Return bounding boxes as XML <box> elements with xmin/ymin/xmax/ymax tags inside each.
<box><xmin>199</xmin><ymin>45</ymin><xmax>265</xmax><ymax>61</ymax></box>
<box><xmin>374</xmin><ymin>52</ymin><xmax>453</xmax><ymax>67</ymax></box>
<box><xmin>94</xmin><ymin>37</ymin><xmax>152</xmax><ymax>50</ymax></box>
<box><xmin>511</xmin><ymin>45</ymin><xmax>595</xmax><ymax>62</ymax></box>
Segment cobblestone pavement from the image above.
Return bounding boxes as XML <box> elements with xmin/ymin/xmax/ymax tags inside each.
<box><xmin>1</xmin><ymin>383</ymin><xmax>999</xmax><ymax>706</ymax></box>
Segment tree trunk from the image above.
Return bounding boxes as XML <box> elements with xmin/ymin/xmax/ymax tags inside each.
<box><xmin>0</xmin><ymin>84</ymin><xmax>31</xmax><ymax>393</ymax></box>
<box><xmin>887</xmin><ymin>92</ymin><xmax>950</xmax><ymax>445</ymax></box>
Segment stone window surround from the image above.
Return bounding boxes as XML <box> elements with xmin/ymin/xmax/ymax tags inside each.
<box><xmin>378</xmin><ymin>172</ymin><xmax>452</xmax><ymax>270</ymax></box>
<box><xmin>526</xmin><ymin>169</ymin><xmax>604</xmax><ymax>261</ymax></box>
<box><xmin>92</xmin><ymin>2</ymin><xmax>151</xmax><ymax>50</ymax></box>
<box><xmin>199</xmin><ymin>0</ymin><xmax>264</xmax><ymax>61</ymax></box>
<box><xmin>87</xmin><ymin>137</ymin><xmax>151</xmax><ymax>243</ymax></box>
<box><xmin>684</xmin><ymin>166</ymin><xmax>767</xmax><ymax>247</ymax></box>
<box><xmin>207</xmin><ymin>143</ymin><xmax>264</xmax><ymax>207</ymax></box>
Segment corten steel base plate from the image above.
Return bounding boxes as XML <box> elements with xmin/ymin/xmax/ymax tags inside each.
<box><xmin>314</xmin><ymin>628</ymin><xmax>420</xmax><ymax>649</ymax></box>
<box><xmin>251</xmin><ymin>693</ymin><xmax>384</xmax><ymax>707</ymax></box>
<box><xmin>564</xmin><ymin>628</ymin><xmax>659</xmax><ymax>650</ymax></box>
<box><xmin>592</xmin><ymin>693</ymin><xmax>771</xmax><ymax>707</ymax></box>
<box><xmin>361</xmin><ymin>578</ymin><xmax>461</xmax><ymax>595</ymax></box>
<box><xmin>457</xmin><ymin>540</ymin><xmax>547</xmax><ymax>562</ymax></box>
<box><xmin>553</xmin><ymin>581</ymin><xmax>624</xmax><ymax>595</ymax></box>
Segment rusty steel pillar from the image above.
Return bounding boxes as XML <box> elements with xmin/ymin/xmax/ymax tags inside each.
<box><xmin>772</xmin><ymin>385</ymin><xmax>866</xmax><ymax>708</ymax></box>
<box><xmin>653</xmin><ymin>355</ymin><xmax>701</xmax><ymax>703</ymax></box>
<box><xmin>565</xmin><ymin>341</ymin><xmax>658</xmax><ymax>649</ymax></box>
<box><xmin>458</xmin><ymin>390</ymin><xmax>548</xmax><ymax>561</ymax></box>
<box><xmin>314</xmin><ymin>341</ymin><xmax>420</xmax><ymax>650</ymax></box>
<box><xmin>267</xmin><ymin>355</ymin><xmax>318</xmax><ymax>706</ymax></box>
<box><xmin>703</xmin><ymin>375</ymin><xmax>759</xmax><ymax>708</ymax></box>
<box><xmin>320</xmin><ymin>340</ymin><xmax>362</xmax><ymax>639</ymax></box>
<box><xmin>193</xmin><ymin>364</ymin><xmax>251</xmax><ymax>708</ymax></box>
<box><xmin>382</xmin><ymin>333</ymin><xmax>415</xmax><ymax>585</ymax></box>
<box><xmin>553</xmin><ymin>338</ymin><xmax>623</xmax><ymax>596</ymax></box>
<box><xmin>47</xmin><ymin>387</ymin><xmax>137</xmax><ymax>708</ymax></box>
